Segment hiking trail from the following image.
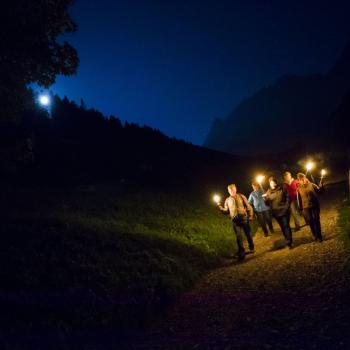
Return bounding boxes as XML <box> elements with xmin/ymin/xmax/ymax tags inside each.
<box><xmin>132</xmin><ymin>186</ymin><xmax>350</xmax><ymax>349</ymax></box>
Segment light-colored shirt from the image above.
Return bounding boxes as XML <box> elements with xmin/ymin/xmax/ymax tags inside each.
<box><xmin>223</xmin><ymin>193</ymin><xmax>253</xmax><ymax>219</ymax></box>
<box><xmin>248</xmin><ymin>189</ymin><xmax>270</xmax><ymax>213</ymax></box>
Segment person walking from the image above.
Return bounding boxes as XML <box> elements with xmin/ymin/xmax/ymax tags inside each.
<box><xmin>283</xmin><ymin>171</ymin><xmax>301</xmax><ymax>231</ymax></box>
<box><xmin>218</xmin><ymin>184</ymin><xmax>255</xmax><ymax>261</ymax></box>
<box><xmin>263</xmin><ymin>177</ymin><xmax>293</xmax><ymax>249</ymax></box>
<box><xmin>248</xmin><ymin>181</ymin><xmax>274</xmax><ymax>237</ymax></box>
<box><xmin>296</xmin><ymin>173</ymin><xmax>323</xmax><ymax>242</ymax></box>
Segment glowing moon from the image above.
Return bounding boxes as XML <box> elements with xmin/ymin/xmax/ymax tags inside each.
<box><xmin>39</xmin><ymin>95</ymin><xmax>50</xmax><ymax>106</ymax></box>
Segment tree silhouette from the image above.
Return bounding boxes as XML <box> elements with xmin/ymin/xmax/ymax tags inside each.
<box><xmin>0</xmin><ymin>0</ymin><xmax>79</xmax><ymax>122</ymax></box>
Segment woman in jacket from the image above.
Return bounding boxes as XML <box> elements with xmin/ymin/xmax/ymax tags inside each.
<box><xmin>263</xmin><ymin>176</ymin><xmax>293</xmax><ymax>248</ymax></box>
<box><xmin>248</xmin><ymin>181</ymin><xmax>274</xmax><ymax>237</ymax></box>
<box><xmin>296</xmin><ymin>173</ymin><xmax>323</xmax><ymax>242</ymax></box>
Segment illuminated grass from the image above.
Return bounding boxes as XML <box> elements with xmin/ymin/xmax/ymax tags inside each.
<box><xmin>1</xmin><ymin>185</ymin><xmax>258</xmax><ymax>338</ymax></box>
<box><xmin>338</xmin><ymin>200</ymin><xmax>350</xmax><ymax>250</ymax></box>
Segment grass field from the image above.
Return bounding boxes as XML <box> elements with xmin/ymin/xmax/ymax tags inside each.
<box><xmin>0</xmin><ymin>184</ymin><xmax>258</xmax><ymax>344</ymax></box>
<box><xmin>338</xmin><ymin>199</ymin><xmax>350</xmax><ymax>250</ymax></box>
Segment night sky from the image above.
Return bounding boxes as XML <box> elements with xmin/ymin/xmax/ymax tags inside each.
<box><xmin>52</xmin><ymin>0</ymin><xmax>350</xmax><ymax>145</ymax></box>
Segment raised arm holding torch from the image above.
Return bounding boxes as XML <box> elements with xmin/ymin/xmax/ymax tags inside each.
<box><xmin>305</xmin><ymin>161</ymin><xmax>315</xmax><ymax>183</ymax></box>
<box><xmin>319</xmin><ymin>169</ymin><xmax>327</xmax><ymax>187</ymax></box>
<box><xmin>306</xmin><ymin>161</ymin><xmax>314</xmax><ymax>172</ymax></box>
<box><xmin>213</xmin><ymin>194</ymin><xmax>221</xmax><ymax>206</ymax></box>
<box><xmin>256</xmin><ymin>175</ymin><xmax>266</xmax><ymax>191</ymax></box>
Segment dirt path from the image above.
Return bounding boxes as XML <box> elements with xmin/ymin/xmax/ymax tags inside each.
<box><xmin>131</xmin><ymin>186</ymin><xmax>350</xmax><ymax>349</ymax></box>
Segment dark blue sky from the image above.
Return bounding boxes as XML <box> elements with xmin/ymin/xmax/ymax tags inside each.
<box><xmin>52</xmin><ymin>0</ymin><xmax>350</xmax><ymax>145</ymax></box>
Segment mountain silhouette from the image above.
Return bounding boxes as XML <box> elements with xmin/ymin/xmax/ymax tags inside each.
<box><xmin>204</xmin><ymin>41</ymin><xmax>350</xmax><ymax>155</ymax></box>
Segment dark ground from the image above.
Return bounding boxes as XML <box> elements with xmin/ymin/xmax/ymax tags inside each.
<box><xmin>130</xmin><ymin>184</ymin><xmax>350</xmax><ymax>349</ymax></box>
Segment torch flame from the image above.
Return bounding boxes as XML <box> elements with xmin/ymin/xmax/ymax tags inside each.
<box><xmin>256</xmin><ymin>175</ymin><xmax>265</xmax><ymax>184</ymax></box>
<box><xmin>306</xmin><ymin>161</ymin><xmax>314</xmax><ymax>171</ymax></box>
<box><xmin>213</xmin><ymin>194</ymin><xmax>221</xmax><ymax>204</ymax></box>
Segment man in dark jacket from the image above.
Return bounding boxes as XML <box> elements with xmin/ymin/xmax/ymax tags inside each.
<box><xmin>263</xmin><ymin>177</ymin><xmax>293</xmax><ymax>248</ymax></box>
<box><xmin>296</xmin><ymin>173</ymin><xmax>323</xmax><ymax>242</ymax></box>
<box><xmin>218</xmin><ymin>184</ymin><xmax>255</xmax><ymax>261</ymax></box>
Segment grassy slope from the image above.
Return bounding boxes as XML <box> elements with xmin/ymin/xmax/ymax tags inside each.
<box><xmin>338</xmin><ymin>199</ymin><xmax>350</xmax><ymax>249</ymax></box>
<box><xmin>0</xmin><ymin>185</ymin><xmax>258</xmax><ymax>341</ymax></box>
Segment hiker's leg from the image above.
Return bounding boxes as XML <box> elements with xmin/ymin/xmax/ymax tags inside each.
<box><xmin>303</xmin><ymin>207</ymin><xmax>310</xmax><ymax>225</ymax></box>
<box><xmin>233</xmin><ymin>221</ymin><xmax>245</xmax><ymax>258</ymax></box>
<box><xmin>311</xmin><ymin>207</ymin><xmax>322</xmax><ymax>240</ymax></box>
<box><xmin>303</xmin><ymin>208</ymin><xmax>317</xmax><ymax>239</ymax></box>
<box><xmin>264</xmin><ymin>210</ymin><xmax>274</xmax><ymax>233</ymax></box>
<box><xmin>290</xmin><ymin>200</ymin><xmax>301</xmax><ymax>230</ymax></box>
<box><xmin>256</xmin><ymin>211</ymin><xmax>268</xmax><ymax>236</ymax></box>
<box><xmin>277</xmin><ymin>215</ymin><xmax>293</xmax><ymax>247</ymax></box>
<box><xmin>242</xmin><ymin>220</ymin><xmax>254</xmax><ymax>251</ymax></box>
<box><xmin>315</xmin><ymin>208</ymin><xmax>322</xmax><ymax>240</ymax></box>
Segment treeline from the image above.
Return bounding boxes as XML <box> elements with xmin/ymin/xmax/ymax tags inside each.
<box><xmin>2</xmin><ymin>92</ymin><xmax>247</xmax><ymax>189</ymax></box>
<box><xmin>3</xmin><ymin>91</ymin><xmax>348</xmax><ymax>192</ymax></box>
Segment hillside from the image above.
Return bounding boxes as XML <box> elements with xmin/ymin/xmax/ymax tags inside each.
<box><xmin>1</xmin><ymin>184</ymin><xmax>249</xmax><ymax>349</ymax></box>
<box><xmin>1</xmin><ymin>94</ymin><xmax>251</xmax><ymax>190</ymax></box>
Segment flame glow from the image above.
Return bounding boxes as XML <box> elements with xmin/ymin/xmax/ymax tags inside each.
<box><xmin>306</xmin><ymin>161</ymin><xmax>314</xmax><ymax>171</ymax></box>
<box><xmin>256</xmin><ymin>175</ymin><xmax>265</xmax><ymax>184</ymax></box>
<box><xmin>213</xmin><ymin>194</ymin><xmax>221</xmax><ymax>204</ymax></box>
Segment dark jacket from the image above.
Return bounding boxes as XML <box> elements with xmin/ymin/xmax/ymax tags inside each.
<box><xmin>297</xmin><ymin>181</ymin><xmax>322</xmax><ymax>210</ymax></box>
<box><xmin>264</xmin><ymin>185</ymin><xmax>290</xmax><ymax>217</ymax></box>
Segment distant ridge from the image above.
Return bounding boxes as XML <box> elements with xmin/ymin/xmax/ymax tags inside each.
<box><xmin>204</xmin><ymin>42</ymin><xmax>350</xmax><ymax>155</ymax></box>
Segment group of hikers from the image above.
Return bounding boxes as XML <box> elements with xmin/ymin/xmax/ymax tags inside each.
<box><xmin>217</xmin><ymin>171</ymin><xmax>324</xmax><ymax>261</ymax></box>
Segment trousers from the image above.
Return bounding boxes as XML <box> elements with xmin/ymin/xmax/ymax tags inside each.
<box><xmin>232</xmin><ymin>217</ymin><xmax>254</xmax><ymax>257</ymax></box>
<box><xmin>290</xmin><ymin>200</ymin><xmax>301</xmax><ymax>229</ymax></box>
<box><xmin>256</xmin><ymin>210</ymin><xmax>274</xmax><ymax>236</ymax></box>
<box><xmin>302</xmin><ymin>207</ymin><xmax>322</xmax><ymax>240</ymax></box>
<box><xmin>274</xmin><ymin>214</ymin><xmax>293</xmax><ymax>246</ymax></box>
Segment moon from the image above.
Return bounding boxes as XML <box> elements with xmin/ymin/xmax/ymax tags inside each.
<box><xmin>39</xmin><ymin>95</ymin><xmax>50</xmax><ymax>106</ymax></box>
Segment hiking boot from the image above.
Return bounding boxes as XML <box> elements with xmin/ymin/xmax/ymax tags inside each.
<box><xmin>237</xmin><ymin>254</ymin><xmax>246</xmax><ymax>261</ymax></box>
